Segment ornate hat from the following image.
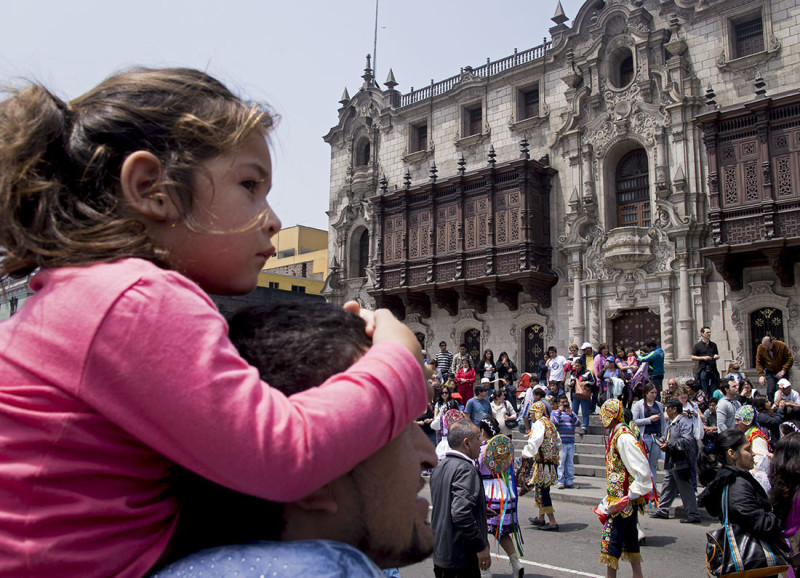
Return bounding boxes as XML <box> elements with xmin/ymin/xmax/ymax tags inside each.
<box><xmin>483</xmin><ymin>434</ymin><xmax>514</xmax><ymax>475</ymax></box>
<box><xmin>600</xmin><ymin>398</ymin><xmax>624</xmax><ymax>429</ymax></box>
<box><xmin>442</xmin><ymin>409</ymin><xmax>467</xmax><ymax>436</ymax></box>
<box><xmin>530</xmin><ymin>400</ymin><xmax>549</xmax><ymax>422</ymax></box>
<box><xmin>736</xmin><ymin>405</ymin><xmax>756</xmax><ymax>426</ymax></box>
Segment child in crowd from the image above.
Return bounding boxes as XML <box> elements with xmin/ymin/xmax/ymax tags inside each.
<box><xmin>0</xmin><ymin>68</ymin><xmax>428</xmax><ymax>576</ymax></box>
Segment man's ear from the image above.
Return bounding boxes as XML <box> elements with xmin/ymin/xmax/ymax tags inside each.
<box><xmin>290</xmin><ymin>484</ymin><xmax>339</xmax><ymax>514</ymax></box>
<box><xmin>120</xmin><ymin>151</ymin><xmax>179</xmax><ymax>222</ymax></box>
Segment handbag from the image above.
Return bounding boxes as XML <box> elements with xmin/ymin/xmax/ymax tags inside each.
<box><xmin>705</xmin><ymin>485</ymin><xmax>790</xmax><ymax>577</ymax></box>
<box><xmin>574</xmin><ymin>377</ymin><xmax>592</xmax><ymax>400</ymax></box>
<box><xmin>504</xmin><ymin>401</ymin><xmax>519</xmax><ymax>429</ymax></box>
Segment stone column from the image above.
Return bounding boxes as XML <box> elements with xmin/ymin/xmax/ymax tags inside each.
<box><xmin>660</xmin><ymin>288</ymin><xmax>674</xmax><ymax>362</ymax></box>
<box><xmin>571</xmin><ymin>264</ymin><xmax>585</xmax><ymax>345</ymax></box>
<box><xmin>589</xmin><ymin>297</ymin><xmax>600</xmax><ymax>346</ymax></box>
<box><xmin>677</xmin><ymin>254</ymin><xmax>693</xmax><ymax>361</ymax></box>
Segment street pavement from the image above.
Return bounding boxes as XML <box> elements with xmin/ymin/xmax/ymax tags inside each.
<box><xmin>397</xmin><ymin>483</ymin><xmax>714</xmax><ymax>578</ymax></box>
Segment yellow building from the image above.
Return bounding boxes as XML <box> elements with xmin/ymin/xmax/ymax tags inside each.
<box><xmin>258</xmin><ymin>225</ymin><xmax>328</xmax><ymax>295</ymax></box>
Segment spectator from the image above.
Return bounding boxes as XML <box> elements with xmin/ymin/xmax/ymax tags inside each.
<box><xmin>435</xmin><ymin>341</ymin><xmax>454</xmax><ymax>382</ymax></box>
<box><xmin>632</xmin><ymin>383</ymin><xmax>665</xmax><ymax>484</ymax></box>
<box><xmin>476</xmin><ymin>349</ymin><xmax>497</xmax><ymax>382</ymax></box>
<box><xmin>661</xmin><ymin>378</ymin><xmax>679</xmax><ymax>405</ymax></box>
<box><xmin>450</xmin><ymin>344</ymin><xmax>472</xmax><ymax>377</ymax></box>
<box><xmin>497</xmin><ymin>352</ymin><xmax>519</xmax><ymax>408</ymax></box>
<box><xmin>490</xmin><ymin>389</ymin><xmax>517</xmax><ymax>437</ymax></box>
<box><xmin>465</xmin><ymin>382</ymin><xmax>492</xmax><ymax>426</ymax></box>
<box><xmin>734</xmin><ymin>405</ymin><xmax>771</xmax><ymax>492</ymax></box>
<box><xmin>738</xmin><ymin>378</ymin><xmax>759</xmax><ymax>405</ymax></box>
<box><xmin>703</xmin><ymin>397</ymin><xmax>719</xmax><ymax>445</ymax></box>
<box><xmin>769</xmin><ymin>432</ymin><xmax>800</xmax><ymax>578</ymax></box>
<box><xmin>725</xmin><ymin>360</ymin><xmax>746</xmax><ymax>387</ymax></box>
<box><xmin>716</xmin><ymin>379</ymin><xmax>742</xmax><ymax>433</ymax></box>
<box><xmin>551</xmin><ymin>394</ymin><xmax>580</xmax><ymax>489</ymax></box>
<box><xmin>593</xmin><ymin>343</ymin><xmax>611</xmax><ymax>385</ymax></box>
<box><xmin>775</xmin><ymin>378</ymin><xmax>800</xmax><ymax>419</ymax></box>
<box><xmin>579</xmin><ymin>342</ymin><xmax>596</xmax><ymax>379</ymax></box>
<box><xmin>432</xmin><ymin>387</ymin><xmax>460</xmax><ymax>443</ymax></box>
<box><xmin>546</xmin><ymin>346</ymin><xmax>568</xmax><ymax>392</ymax></box>
<box><xmin>569</xmin><ymin>359</ymin><xmax>594</xmax><ymax>435</ymax></box>
<box><xmin>637</xmin><ymin>340</ymin><xmax>665</xmax><ymax>393</ymax></box>
<box><xmin>691</xmin><ymin>326</ymin><xmax>721</xmax><ymax>397</ymax></box>
<box><xmin>650</xmin><ymin>399</ymin><xmax>701</xmax><ymax>523</ymax></box>
<box><xmin>756</xmin><ymin>335</ymin><xmax>794</xmax><ymax>401</ymax></box>
<box><xmin>752</xmin><ymin>396</ymin><xmax>782</xmax><ymax>443</ymax></box>
<box><xmin>430</xmin><ymin>420</ymin><xmax>490</xmax><ymax>577</ymax></box>
<box><xmin>455</xmin><ymin>357</ymin><xmax>476</xmax><ymax>406</ymax></box>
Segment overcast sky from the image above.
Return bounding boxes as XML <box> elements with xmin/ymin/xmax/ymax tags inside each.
<box><xmin>0</xmin><ymin>0</ymin><xmax>584</xmax><ymax>231</ymax></box>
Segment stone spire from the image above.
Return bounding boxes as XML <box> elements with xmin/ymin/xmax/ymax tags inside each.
<box><xmin>362</xmin><ymin>54</ymin><xmax>374</xmax><ymax>89</ymax></box>
<box><xmin>339</xmin><ymin>87</ymin><xmax>350</xmax><ymax>106</ymax></box>
<box><xmin>552</xmin><ymin>1</ymin><xmax>568</xmax><ymax>25</ymax></box>
<box><xmin>384</xmin><ymin>69</ymin><xmax>398</xmax><ymax>90</ymax></box>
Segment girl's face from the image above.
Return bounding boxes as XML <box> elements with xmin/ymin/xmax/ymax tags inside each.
<box><xmin>730</xmin><ymin>441</ymin><xmax>754</xmax><ymax>470</ymax></box>
<box><xmin>742</xmin><ymin>382</ymin><xmax>752</xmax><ymax>394</ymax></box>
<box><xmin>569</xmin><ymin>347</ymin><xmax>578</xmax><ymax>355</ymax></box>
<box><xmin>462</xmin><ymin>359</ymin><xmax>469</xmax><ymax>368</ymax></box>
<box><xmin>158</xmin><ymin>133</ymin><xmax>282</xmax><ymax>295</ymax></box>
<box><xmin>646</xmin><ymin>389</ymin><xmax>657</xmax><ymax>403</ymax></box>
<box><xmin>484</xmin><ymin>351</ymin><xmax>493</xmax><ymax>361</ymax></box>
<box><xmin>678</xmin><ymin>393</ymin><xmax>688</xmax><ymax>404</ymax></box>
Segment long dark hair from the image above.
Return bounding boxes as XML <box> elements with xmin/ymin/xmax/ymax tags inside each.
<box><xmin>697</xmin><ymin>429</ymin><xmax>747</xmax><ymax>487</ymax></box>
<box><xmin>769</xmin><ymin>432</ymin><xmax>800</xmax><ymax>525</ymax></box>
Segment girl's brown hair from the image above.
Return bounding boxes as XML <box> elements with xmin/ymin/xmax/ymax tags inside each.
<box><xmin>0</xmin><ymin>67</ymin><xmax>275</xmax><ymax>277</ymax></box>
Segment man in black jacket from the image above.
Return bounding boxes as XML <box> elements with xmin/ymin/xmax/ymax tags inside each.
<box><xmin>650</xmin><ymin>399</ymin><xmax>701</xmax><ymax>523</ymax></box>
<box><xmin>430</xmin><ymin>419</ymin><xmax>490</xmax><ymax>577</ymax></box>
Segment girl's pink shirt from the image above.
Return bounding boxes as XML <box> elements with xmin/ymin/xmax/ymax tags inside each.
<box><xmin>0</xmin><ymin>258</ymin><xmax>426</xmax><ymax>577</ymax></box>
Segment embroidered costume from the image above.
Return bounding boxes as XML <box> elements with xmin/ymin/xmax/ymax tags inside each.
<box><xmin>479</xmin><ymin>435</ymin><xmax>522</xmax><ymax>550</ymax></box>
<box><xmin>596</xmin><ymin>399</ymin><xmax>653</xmax><ymax>570</ymax></box>
<box><xmin>736</xmin><ymin>405</ymin><xmax>772</xmax><ymax>491</ymax></box>
<box><xmin>521</xmin><ymin>401</ymin><xmax>561</xmax><ymax>515</ymax></box>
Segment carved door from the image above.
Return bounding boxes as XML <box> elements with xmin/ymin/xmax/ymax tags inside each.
<box><xmin>464</xmin><ymin>329</ymin><xmax>481</xmax><ymax>365</ymax></box>
<box><xmin>750</xmin><ymin>307</ymin><xmax>785</xmax><ymax>366</ymax></box>
<box><xmin>612</xmin><ymin>309</ymin><xmax>661</xmax><ymax>352</ymax></box>
<box><xmin>523</xmin><ymin>323</ymin><xmax>546</xmax><ymax>374</ymax></box>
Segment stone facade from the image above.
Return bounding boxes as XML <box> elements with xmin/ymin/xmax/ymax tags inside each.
<box><xmin>323</xmin><ymin>0</ymin><xmax>800</xmax><ymax>377</ymax></box>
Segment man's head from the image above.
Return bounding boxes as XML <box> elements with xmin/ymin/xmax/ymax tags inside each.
<box><xmin>532</xmin><ymin>387</ymin><xmax>545</xmax><ymax>401</ymax></box>
<box><xmin>581</xmin><ymin>342</ymin><xmax>593</xmax><ymax>354</ymax></box>
<box><xmin>735</xmin><ymin>405</ymin><xmax>756</xmax><ymax>432</ymax></box>
<box><xmin>762</xmin><ymin>335</ymin><xmax>774</xmax><ymax>350</ymax></box>
<box><xmin>475</xmin><ymin>381</ymin><xmax>489</xmax><ymax>398</ymax></box>
<box><xmin>439</xmin><ymin>341</ymin><xmax>447</xmax><ymax>351</ymax></box>
<box><xmin>646</xmin><ymin>339</ymin><xmax>658</xmax><ymax>350</ymax></box>
<box><xmin>447</xmin><ymin>420</ymin><xmax>481</xmax><ymax>460</ymax></box>
<box><xmin>547</xmin><ymin>346</ymin><xmax>557</xmax><ymax>358</ymax></box>
<box><xmin>665</xmin><ymin>398</ymin><xmax>682</xmax><ymax>420</ymax></box>
<box><xmin>779</xmin><ymin>378</ymin><xmax>793</xmax><ymax>393</ymax></box>
<box><xmin>459</xmin><ymin>343</ymin><xmax>467</xmax><ymax>355</ymax></box>
<box><xmin>558</xmin><ymin>394</ymin><xmax>569</xmax><ymax>411</ymax></box>
<box><xmin>667</xmin><ymin>378</ymin><xmax>678</xmax><ymax>391</ymax></box>
<box><xmin>700</xmin><ymin>326</ymin><xmax>711</xmax><ymax>341</ymax></box>
<box><xmin>179</xmin><ymin>301</ymin><xmax>436</xmax><ymax>569</ymax></box>
<box><xmin>720</xmin><ymin>378</ymin><xmax>738</xmax><ymax>398</ymax></box>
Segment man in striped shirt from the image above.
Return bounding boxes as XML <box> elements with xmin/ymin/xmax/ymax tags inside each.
<box><xmin>435</xmin><ymin>341</ymin><xmax>454</xmax><ymax>381</ymax></box>
<box><xmin>551</xmin><ymin>394</ymin><xmax>580</xmax><ymax>489</ymax></box>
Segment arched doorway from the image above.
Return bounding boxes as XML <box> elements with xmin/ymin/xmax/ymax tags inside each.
<box><xmin>523</xmin><ymin>323</ymin><xmax>546</xmax><ymax>374</ymax></box>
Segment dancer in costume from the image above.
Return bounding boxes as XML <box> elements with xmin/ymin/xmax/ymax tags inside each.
<box><xmin>735</xmin><ymin>404</ymin><xmax>772</xmax><ymax>492</ymax></box>
<box><xmin>595</xmin><ymin>399</ymin><xmax>653</xmax><ymax>578</ymax></box>
<box><xmin>478</xmin><ymin>418</ymin><xmax>524</xmax><ymax>578</ymax></box>
<box><xmin>435</xmin><ymin>409</ymin><xmax>469</xmax><ymax>461</ymax></box>
<box><xmin>522</xmin><ymin>401</ymin><xmax>561</xmax><ymax>531</ymax></box>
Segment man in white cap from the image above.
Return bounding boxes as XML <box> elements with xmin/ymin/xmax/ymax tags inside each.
<box><xmin>775</xmin><ymin>378</ymin><xmax>800</xmax><ymax>418</ymax></box>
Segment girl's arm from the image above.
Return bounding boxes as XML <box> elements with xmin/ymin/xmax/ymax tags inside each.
<box><xmin>81</xmin><ymin>274</ymin><xmax>427</xmax><ymax>502</ymax></box>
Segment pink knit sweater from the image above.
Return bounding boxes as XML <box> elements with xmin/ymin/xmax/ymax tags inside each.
<box><xmin>0</xmin><ymin>259</ymin><xmax>425</xmax><ymax>577</ymax></box>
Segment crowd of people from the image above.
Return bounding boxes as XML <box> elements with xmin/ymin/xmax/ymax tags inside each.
<box><xmin>422</xmin><ymin>332</ymin><xmax>798</xmax><ymax>577</ymax></box>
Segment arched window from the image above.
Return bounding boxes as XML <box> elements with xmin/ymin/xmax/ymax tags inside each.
<box><xmin>619</xmin><ymin>54</ymin><xmax>634</xmax><ymax>87</ymax></box>
<box><xmin>355</xmin><ymin>139</ymin><xmax>370</xmax><ymax>167</ymax></box>
<box><xmin>357</xmin><ymin>229</ymin><xmax>369</xmax><ymax>277</ymax></box>
<box><xmin>615</xmin><ymin>149</ymin><xmax>650</xmax><ymax>227</ymax></box>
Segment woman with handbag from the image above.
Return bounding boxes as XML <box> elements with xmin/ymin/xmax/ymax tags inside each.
<box><xmin>769</xmin><ymin>432</ymin><xmax>800</xmax><ymax>577</ymax></box>
<box><xmin>490</xmin><ymin>389</ymin><xmax>518</xmax><ymax>436</ymax></box>
<box><xmin>570</xmin><ymin>359</ymin><xmax>594</xmax><ymax>436</ymax></box>
<box><xmin>631</xmin><ymin>383</ymin><xmax>665</xmax><ymax>484</ymax></box>
<box><xmin>698</xmin><ymin>429</ymin><xmax>790</xmax><ymax>578</ymax></box>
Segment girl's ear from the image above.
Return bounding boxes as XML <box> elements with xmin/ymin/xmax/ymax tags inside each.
<box><xmin>120</xmin><ymin>151</ymin><xmax>180</xmax><ymax>222</ymax></box>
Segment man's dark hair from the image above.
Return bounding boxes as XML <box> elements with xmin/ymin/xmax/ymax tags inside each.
<box><xmin>547</xmin><ymin>346</ymin><xmax>557</xmax><ymax>354</ymax></box>
<box><xmin>460</xmin><ymin>343</ymin><xmax>467</xmax><ymax>348</ymax></box>
<box><xmin>168</xmin><ymin>301</ymin><xmax>371</xmax><ymax>561</ymax></box>
<box><xmin>439</xmin><ymin>340</ymin><xmax>447</xmax><ymax>347</ymax></box>
<box><xmin>646</xmin><ymin>339</ymin><xmax>658</xmax><ymax>349</ymax></box>
<box><xmin>229</xmin><ymin>301</ymin><xmax>370</xmax><ymax>395</ymax></box>
<box><xmin>700</xmin><ymin>326</ymin><xmax>711</xmax><ymax>334</ymax></box>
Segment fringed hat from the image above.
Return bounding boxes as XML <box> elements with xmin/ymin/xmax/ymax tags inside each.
<box><xmin>736</xmin><ymin>405</ymin><xmax>756</xmax><ymax>427</ymax></box>
<box><xmin>600</xmin><ymin>398</ymin><xmax>624</xmax><ymax>429</ymax></box>
<box><xmin>483</xmin><ymin>434</ymin><xmax>514</xmax><ymax>475</ymax></box>
<box><xmin>442</xmin><ymin>409</ymin><xmax>467</xmax><ymax>436</ymax></box>
<box><xmin>530</xmin><ymin>400</ymin><xmax>549</xmax><ymax>422</ymax></box>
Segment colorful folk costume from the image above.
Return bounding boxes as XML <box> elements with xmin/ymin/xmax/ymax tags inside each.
<box><xmin>479</xmin><ymin>434</ymin><xmax>523</xmax><ymax>551</ymax></box>
<box><xmin>521</xmin><ymin>401</ymin><xmax>561</xmax><ymax>517</ymax></box>
<box><xmin>435</xmin><ymin>409</ymin><xmax>469</xmax><ymax>461</ymax></box>
<box><xmin>595</xmin><ymin>399</ymin><xmax>654</xmax><ymax>571</ymax></box>
<box><xmin>736</xmin><ymin>405</ymin><xmax>772</xmax><ymax>492</ymax></box>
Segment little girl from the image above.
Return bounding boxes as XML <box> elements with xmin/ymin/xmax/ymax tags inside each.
<box><xmin>0</xmin><ymin>68</ymin><xmax>427</xmax><ymax>577</ymax></box>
